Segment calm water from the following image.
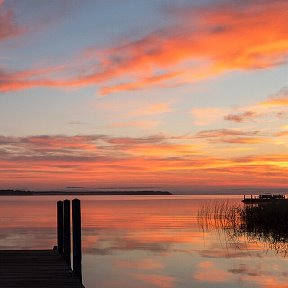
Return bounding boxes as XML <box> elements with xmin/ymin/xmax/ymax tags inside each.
<box><xmin>1</xmin><ymin>195</ymin><xmax>288</xmax><ymax>288</ymax></box>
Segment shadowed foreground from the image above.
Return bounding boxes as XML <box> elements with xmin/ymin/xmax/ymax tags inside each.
<box><xmin>0</xmin><ymin>250</ymin><xmax>84</xmax><ymax>288</ymax></box>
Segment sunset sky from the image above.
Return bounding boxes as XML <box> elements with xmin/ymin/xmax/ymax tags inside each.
<box><xmin>0</xmin><ymin>0</ymin><xmax>287</xmax><ymax>192</ymax></box>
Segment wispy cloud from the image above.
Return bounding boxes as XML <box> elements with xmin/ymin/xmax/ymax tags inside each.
<box><xmin>224</xmin><ymin>111</ymin><xmax>258</xmax><ymax>123</ymax></box>
<box><xmin>0</xmin><ymin>0</ymin><xmax>23</xmax><ymax>41</ymax></box>
<box><xmin>94</xmin><ymin>0</ymin><xmax>288</xmax><ymax>94</ymax></box>
<box><xmin>0</xmin><ymin>134</ymin><xmax>287</xmax><ymax>189</ymax></box>
<box><xmin>1</xmin><ymin>0</ymin><xmax>288</xmax><ymax>94</ymax></box>
<box><xmin>261</xmin><ymin>87</ymin><xmax>288</xmax><ymax>107</ymax></box>
<box><xmin>222</xmin><ymin>87</ymin><xmax>288</xmax><ymax>124</ymax></box>
<box><xmin>195</xmin><ymin>129</ymin><xmax>265</xmax><ymax>144</ymax></box>
<box><xmin>274</xmin><ymin>130</ymin><xmax>288</xmax><ymax>137</ymax></box>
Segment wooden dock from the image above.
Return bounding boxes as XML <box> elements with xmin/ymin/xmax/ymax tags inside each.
<box><xmin>0</xmin><ymin>250</ymin><xmax>84</xmax><ymax>288</ymax></box>
<box><xmin>242</xmin><ymin>194</ymin><xmax>287</xmax><ymax>203</ymax></box>
<box><xmin>0</xmin><ymin>199</ymin><xmax>85</xmax><ymax>288</ymax></box>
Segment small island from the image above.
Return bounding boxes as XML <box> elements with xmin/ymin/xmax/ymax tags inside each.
<box><xmin>0</xmin><ymin>189</ymin><xmax>172</xmax><ymax>196</ymax></box>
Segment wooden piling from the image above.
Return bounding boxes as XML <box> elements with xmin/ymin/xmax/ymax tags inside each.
<box><xmin>72</xmin><ymin>199</ymin><xmax>82</xmax><ymax>281</ymax></box>
<box><xmin>63</xmin><ymin>199</ymin><xmax>71</xmax><ymax>266</ymax></box>
<box><xmin>57</xmin><ymin>201</ymin><xmax>64</xmax><ymax>256</ymax></box>
<box><xmin>0</xmin><ymin>199</ymin><xmax>85</xmax><ymax>287</ymax></box>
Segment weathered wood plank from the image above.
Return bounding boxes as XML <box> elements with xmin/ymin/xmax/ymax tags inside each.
<box><xmin>0</xmin><ymin>250</ymin><xmax>85</xmax><ymax>288</ymax></box>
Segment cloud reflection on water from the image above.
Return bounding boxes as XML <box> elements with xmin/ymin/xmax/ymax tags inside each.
<box><xmin>1</xmin><ymin>196</ymin><xmax>288</xmax><ymax>288</ymax></box>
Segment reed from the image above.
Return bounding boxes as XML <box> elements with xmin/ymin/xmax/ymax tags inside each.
<box><xmin>198</xmin><ymin>201</ymin><xmax>288</xmax><ymax>255</ymax></box>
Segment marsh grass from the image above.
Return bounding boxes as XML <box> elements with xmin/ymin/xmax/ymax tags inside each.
<box><xmin>198</xmin><ymin>200</ymin><xmax>288</xmax><ymax>255</ymax></box>
<box><xmin>198</xmin><ymin>200</ymin><xmax>242</xmax><ymax>230</ymax></box>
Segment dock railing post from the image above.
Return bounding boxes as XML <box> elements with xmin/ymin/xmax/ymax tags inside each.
<box><xmin>63</xmin><ymin>199</ymin><xmax>71</xmax><ymax>266</ymax></box>
<box><xmin>72</xmin><ymin>199</ymin><xmax>82</xmax><ymax>281</ymax></box>
<box><xmin>57</xmin><ymin>201</ymin><xmax>64</xmax><ymax>255</ymax></box>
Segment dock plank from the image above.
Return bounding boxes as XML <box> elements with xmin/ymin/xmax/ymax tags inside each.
<box><xmin>0</xmin><ymin>250</ymin><xmax>85</xmax><ymax>288</ymax></box>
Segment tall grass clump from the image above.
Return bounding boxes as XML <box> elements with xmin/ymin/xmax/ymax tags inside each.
<box><xmin>198</xmin><ymin>200</ymin><xmax>288</xmax><ymax>255</ymax></box>
<box><xmin>198</xmin><ymin>200</ymin><xmax>242</xmax><ymax>231</ymax></box>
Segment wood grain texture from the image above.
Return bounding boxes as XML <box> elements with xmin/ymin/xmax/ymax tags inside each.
<box><xmin>0</xmin><ymin>250</ymin><xmax>85</xmax><ymax>288</ymax></box>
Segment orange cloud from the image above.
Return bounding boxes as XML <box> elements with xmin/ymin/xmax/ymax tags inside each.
<box><xmin>118</xmin><ymin>143</ymin><xmax>199</xmax><ymax>157</ymax></box>
<box><xmin>24</xmin><ymin>135</ymin><xmax>99</xmax><ymax>151</ymax></box>
<box><xmin>99</xmin><ymin>72</ymin><xmax>181</xmax><ymax>95</ymax></box>
<box><xmin>274</xmin><ymin>131</ymin><xmax>288</xmax><ymax>137</ymax></box>
<box><xmin>96</xmin><ymin>0</ymin><xmax>288</xmax><ymax>94</ymax></box>
<box><xmin>261</xmin><ymin>88</ymin><xmax>288</xmax><ymax>107</ymax></box>
<box><xmin>1</xmin><ymin>1</ymin><xmax>288</xmax><ymax>94</ymax></box>
<box><xmin>0</xmin><ymin>134</ymin><xmax>287</xmax><ymax>190</ymax></box>
<box><xmin>220</xmin><ymin>87</ymin><xmax>288</xmax><ymax>125</ymax></box>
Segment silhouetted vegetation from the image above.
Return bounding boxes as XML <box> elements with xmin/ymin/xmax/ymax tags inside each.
<box><xmin>198</xmin><ymin>201</ymin><xmax>288</xmax><ymax>255</ymax></box>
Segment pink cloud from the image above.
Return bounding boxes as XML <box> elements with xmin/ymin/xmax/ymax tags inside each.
<box><xmin>1</xmin><ymin>1</ymin><xmax>288</xmax><ymax>94</ymax></box>
<box><xmin>64</xmin><ymin>0</ymin><xmax>288</xmax><ymax>93</ymax></box>
<box><xmin>0</xmin><ymin>134</ymin><xmax>287</xmax><ymax>189</ymax></box>
<box><xmin>195</xmin><ymin>129</ymin><xmax>265</xmax><ymax>144</ymax></box>
<box><xmin>224</xmin><ymin>111</ymin><xmax>258</xmax><ymax>123</ymax></box>
<box><xmin>261</xmin><ymin>87</ymin><xmax>288</xmax><ymax>107</ymax></box>
<box><xmin>0</xmin><ymin>1</ymin><xmax>23</xmax><ymax>41</ymax></box>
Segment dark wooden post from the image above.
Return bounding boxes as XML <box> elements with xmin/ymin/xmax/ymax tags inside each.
<box><xmin>57</xmin><ymin>201</ymin><xmax>64</xmax><ymax>255</ymax></box>
<box><xmin>63</xmin><ymin>199</ymin><xmax>71</xmax><ymax>266</ymax></box>
<box><xmin>72</xmin><ymin>199</ymin><xmax>82</xmax><ymax>281</ymax></box>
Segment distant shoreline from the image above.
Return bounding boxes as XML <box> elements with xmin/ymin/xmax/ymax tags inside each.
<box><xmin>0</xmin><ymin>190</ymin><xmax>172</xmax><ymax>196</ymax></box>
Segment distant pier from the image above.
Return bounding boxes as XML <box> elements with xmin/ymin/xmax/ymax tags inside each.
<box><xmin>242</xmin><ymin>193</ymin><xmax>287</xmax><ymax>203</ymax></box>
<box><xmin>0</xmin><ymin>199</ymin><xmax>85</xmax><ymax>288</ymax></box>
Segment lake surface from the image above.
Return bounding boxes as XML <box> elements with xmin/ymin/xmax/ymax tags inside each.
<box><xmin>1</xmin><ymin>195</ymin><xmax>287</xmax><ymax>288</ymax></box>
